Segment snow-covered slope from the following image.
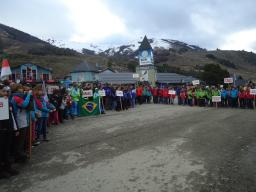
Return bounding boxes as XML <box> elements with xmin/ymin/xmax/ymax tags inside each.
<box><xmin>83</xmin><ymin>38</ymin><xmax>205</xmax><ymax>57</ymax></box>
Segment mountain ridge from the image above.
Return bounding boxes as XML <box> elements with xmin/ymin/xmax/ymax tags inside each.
<box><xmin>0</xmin><ymin>23</ymin><xmax>256</xmax><ymax>80</ymax></box>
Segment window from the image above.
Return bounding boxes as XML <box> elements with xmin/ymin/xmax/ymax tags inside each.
<box><xmin>22</xmin><ymin>69</ymin><xmax>26</xmax><ymax>80</ymax></box>
<box><xmin>43</xmin><ymin>73</ymin><xmax>49</xmax><ymax>80</ymax></box>
<box><xmin>27</xmin><ymin>67</ymin><xmax>32</xmax><ymax>80</ymax></box>
<box><xmin>32</xmin><ymin>70</ymin><xmax>37</xmax><ymax>80</ymax></box>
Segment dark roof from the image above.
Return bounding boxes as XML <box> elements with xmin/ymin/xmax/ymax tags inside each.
<box><xmin>10</xmin><ymin>63</ymin><xmax>52</xmax><ymax>72</ymax></box>
<box><xmin>71</xmin><ymin>61</ymin><xmax>99</xmax><ymax>73</ymax></box>
<box><xmin>138</xmin><ymin>36</ymin><xmax>152</xmax><ymax>51</ymax></box>
<box><xmin>156</xmin><ymin>73</ymin><xmax>197</xmax><ymax>84</ymax></box>
<box><xmin>99</xmin><ymin>68</ymin><xmax>115</xmax><ymax>74</ymax></box>
<box><xmin>99</xmin><ymin>73</ymin><xmax>136</xmax><ymax>84</ymax></box>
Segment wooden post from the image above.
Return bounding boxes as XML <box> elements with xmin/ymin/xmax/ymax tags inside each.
<box><xmin>28</xmin><ymin>112</ymin><xmax>32</xmax><ymax>159</ymax></box>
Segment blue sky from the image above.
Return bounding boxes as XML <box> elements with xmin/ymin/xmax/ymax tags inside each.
<box><xmin>1</xmin><ymin>0</ymin><xmax>256</xmax><ymax>52</ymax></box>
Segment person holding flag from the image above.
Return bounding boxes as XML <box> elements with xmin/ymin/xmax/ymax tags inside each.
<box><xmin>70</xmin><ymin>83</ymin><xmax>81</xmax><ymax>117</ymax></box>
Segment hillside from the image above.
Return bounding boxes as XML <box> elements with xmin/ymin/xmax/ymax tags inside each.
<box><xmin>0</xmin><ymin>23</ymin><xmax>109</xmax><ymax>77</ymax></box>
<box><xmin>1</xmin><ymin>23</ymin><xmax>256</xmax><ymax>80</ymax></box>
<box><xmin>84</xmin><ymin>38</ymin><xmax>256</xmax><ymax>80</ymax></box>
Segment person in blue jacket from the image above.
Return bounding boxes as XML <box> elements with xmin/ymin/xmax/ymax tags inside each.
<box><xmin>103</xmin><ymin>84</ymin><xmax>112</xmax><ymax>110</ymax></box>
<box><xmin>230</xmin><ymin>87</ymin><xmax>239</xmax><ymax>108</ymax></box>
<box><xmin>36</xmin><ymin>96</ymin><xmax>55</xmax><ymax>142</ymax></box>
<box><xmin>130</xmin><ymin>85</ymin><xmax>136</xmax><ymax>108</ymax></box>
<box><xmin>221</xmin><ymin>87</ymin><xmax>228</xmax><ymax>107</ymax></box>
<box><xmin>123</xmin><ymin>87</ymin><xmax>130</xmax><ymax>110</ymax></box>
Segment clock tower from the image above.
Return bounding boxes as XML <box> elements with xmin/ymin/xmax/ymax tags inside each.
<box><xmin>136</xmin><ymin>36</ymin><xmax>156</xmax><ymax>85</ymax></box>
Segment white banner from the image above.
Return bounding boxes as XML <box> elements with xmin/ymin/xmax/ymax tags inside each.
<box><xmin>224</xmin><ymin>78</ymin><xmax>233</xmax><ymax>84</ymax></box>
<box><xmin>98</xmin><ymin>90</ymin><xmax>106</xmax><ymax>97</ymax></box>
<box><xmin>168</xmin><ymin>90</ymin><xmax>176</xmax><ymax>95</ymax></box>
<box><xmin>250</xmin><ymin>89</ymin><xmax>256</xmax><ymax>95</ymax></box>
<box><xmin>83</xmin><ymin>90</ymin><xmax>93</xmax><ymax>97</ymax></box>
<box><xmin>0</xmin><ymin>98</ymin><xmax>9</xmax><ymax>120</ymax></box>
<box><xmin>192</xmin><ymin>80</ymin><xmax>200</xmax><ymax>85</ymax></box>
<box><xmin>116</xmin><ymin>90</ymin><xmax>124</xmax><ymax>97</ymax></box>
<box><xmin>212</xmin><ymin>96</ymin><xmax>221</xmax><ymax>102</ymax></box>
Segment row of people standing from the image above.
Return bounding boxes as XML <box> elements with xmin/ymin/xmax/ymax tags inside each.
<box><xmin>149</xmin><ymin>85</ymin><xmax>255</xmax><ymax>109</ymax></box>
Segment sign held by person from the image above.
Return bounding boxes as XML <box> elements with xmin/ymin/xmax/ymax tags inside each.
<box><xmin>0</xmin><ymin>98</ymin><xmax>9</xmax><ymax>120</ymax></box>
<box><xmin>212</xmin><ymin>96</ymin><xmax>221</xmax><ymax>103</ymax></box>
<box><xmin>224</xmin><ymin>78</ymin><xmax>233</xmax><ymax>84</ymax></box>
<box><xmin>192</xmin><ymin>80</ymin><xmax>200</xmax><ymax>85</ymax></box>
<box><xmin>116</xmin><ymin>90</ymin><xmax>124</xmax><ymax>97</ymax></box>
<box><xmin>168</xmin><ymin>90</ymin><xmax>176</xmax><ymax>95</ymax></box>
<box><xmin>250</xmin><ymin>89</ymin><xmax>256</xmax><ymax>95</ymax></box>
<box><xmin>83</xmin><ymin>90</ymin><xmax>93</xmax><ymax>97</ymax></box>
<box><xmin>98</xmin><ymin>90</ymin><xmax>106</xmax><ymax>97</ymax></box>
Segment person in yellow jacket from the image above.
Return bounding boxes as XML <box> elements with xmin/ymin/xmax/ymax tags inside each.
<box><xmin>70</xmin><ymin>83</ymin><xmax>81</xmax><ymax>117</ymax></box>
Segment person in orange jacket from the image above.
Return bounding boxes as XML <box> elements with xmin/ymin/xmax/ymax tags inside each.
<box><xmin>152</xmin><ymin>87</ymin><xmax>159</xmax><ymax>104</ymax></box>
<box><xmin>136</xmin><ymin>85</ymin><xmax>143</xmax><ymax>105</ymax></box>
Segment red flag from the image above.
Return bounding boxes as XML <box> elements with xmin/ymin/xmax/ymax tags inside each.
<box><xmin>1</xmin><ymin>57</ymin><xmax>12</xmax><ymax>78</ymax></box>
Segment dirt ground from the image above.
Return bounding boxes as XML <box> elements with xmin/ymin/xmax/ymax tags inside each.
<box><xmin>0</xmin><ymin>104</ymin><xmax>256</xmax><ymax>192</ymax></box>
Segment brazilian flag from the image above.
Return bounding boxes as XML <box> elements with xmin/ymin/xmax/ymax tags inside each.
<box><xmin>79</xmin><ymin>96</ymin><xmax>100</xmax><ymax>116</ymax></box>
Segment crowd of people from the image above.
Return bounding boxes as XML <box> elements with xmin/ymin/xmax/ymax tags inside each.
<box><xmin>0</xmin><ymin>80</ymin><xmax>255</xmax><ymax>179</ymax></box>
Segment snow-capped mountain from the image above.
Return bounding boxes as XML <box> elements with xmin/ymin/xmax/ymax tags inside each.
<box><xmin>83</xmin><ymin>38</ymin><xmax>205</xmax><ymax>57</ymax></box>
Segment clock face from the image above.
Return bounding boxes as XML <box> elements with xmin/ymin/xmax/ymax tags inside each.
<box><xmin>142</xmin><ymin>50</ymin><xmax>148</xmax><ymax>58</ymax></box>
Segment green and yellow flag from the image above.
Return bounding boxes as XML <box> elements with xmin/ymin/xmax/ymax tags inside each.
<box><xmin>79</xmin><ymin>97</ymin><xmax>100</xmax><ymax>116</ymax></box>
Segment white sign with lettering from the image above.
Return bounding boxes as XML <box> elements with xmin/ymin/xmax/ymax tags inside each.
<box><xmin>212</xmin><ymin>96</ymin><xmax>221</xmax><ymax>102</ymax></box>
<box><xmin>116</xmin><ymin>91</ymin><xmax>124</xmax><ymax>97</ymax></box>
<box><xmin>168</xmin><ymin>90</ymin><xmax>176</xmax><ymax>95</ymax></box>
<box><xmin>192</xmin><ymin>80</ymin><xmax>200</xmax><ymax>85</ymax></box>
<box><xmin>83</xmin><ymin>90</ymin><xmax>93</xmax><ymax>97</ymax></box>
<box><xmin>98</xmin><ymin>90</ymin><xmax>106</xmax><ymax>97</ymax></box>
<box><xmin>250</xmin><ymin>89</ymin><xmax>256</xmax><ymax>95</ymax></box>
<box><xmin>0</xmin><ymin>98</ymin><xmax>9</xmax><ymax>120</ymax></box>
<box><xmin>224</xmin><ymin>78</ymin><xmax>233</xmax><ymax>84</ymax></box>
